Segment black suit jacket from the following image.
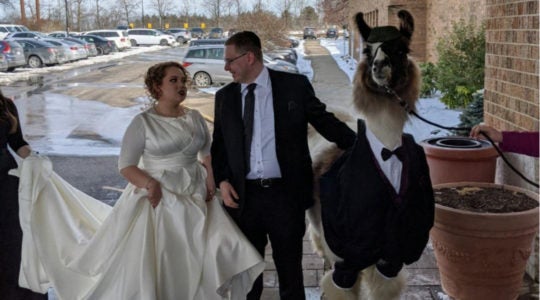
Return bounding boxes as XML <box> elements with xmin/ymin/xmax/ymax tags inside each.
<box><xmin>211</xmin><ymin>69</ymin><xmax>356</xmax><ymax>217</ymax></box>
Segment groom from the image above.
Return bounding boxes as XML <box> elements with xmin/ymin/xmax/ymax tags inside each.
<box><xmin>211</xmin><ymin>31</ymin><xmax>356</xmax><ymax>299</ymax></box>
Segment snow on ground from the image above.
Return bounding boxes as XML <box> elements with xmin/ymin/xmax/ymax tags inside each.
<box><xmin>0</xmin><ymin>45</ymin><xmax>166</xmax><ymax>85</ymax></box>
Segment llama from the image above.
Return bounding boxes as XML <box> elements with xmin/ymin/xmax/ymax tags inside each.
<box><xmin>307</xmin><ymin>10</ymin><xmax>435</xmax><ymax>300</ymax></box>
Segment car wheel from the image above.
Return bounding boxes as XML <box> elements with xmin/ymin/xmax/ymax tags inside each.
<box><xmin>96</xmin><ymin>47</ymin><xmax>103</xmax><ymax>55</ymax></box>
<box><xmin>193</xmin><ymin>72</ymin><xmax>212</xmax><ymax>87</ymax></box>
<box><xmin>159</xmin><ymin>39</ymin><xmax>168</xmax><ymax>46</ymax></box>
<box><xmin>28</xmin><ymin>55</ymin><xmax>43</xmax><ymax>68</ymax></box>
<box><xmin>176</xmin><ymin>37</ymin><xmax>185</xmax><ymax>44</ymax></box>
<box><xmin>130</xmin><ymin>39</ymin><xmax>138</xmax><ymax>47</ymax></box>
<box><xmin>7</xmin><ymin>67</ymin><xmax>15</xmax><ymax>72</ymax></box>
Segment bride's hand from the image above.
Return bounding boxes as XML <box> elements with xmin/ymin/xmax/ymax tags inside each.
<box><xmin>146</xmin><ymin>178</ymin><xmax>162</xmax><ymax>207</ymax></box>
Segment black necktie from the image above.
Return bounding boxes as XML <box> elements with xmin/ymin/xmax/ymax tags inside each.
<box><xmin>381</xmin><ymin>146</ymin><xmax>405</xmax><ymax>161</ymax></box>
<box><xmin>243</xmin><ymin>83</ymin><xmax>257</xmax><ymax>173</ymax></box>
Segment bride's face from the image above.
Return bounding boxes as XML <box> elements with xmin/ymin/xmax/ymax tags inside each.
<box><xmin>157</xmin><ymin>67</ymin><xmax>188</xmax><ymax>104</ymax></box>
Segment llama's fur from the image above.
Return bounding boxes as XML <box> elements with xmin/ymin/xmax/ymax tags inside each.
<box><xmin>307</xmin><ymin>10</ymin><xmax>421</xmax><ymax>300</ymax></box>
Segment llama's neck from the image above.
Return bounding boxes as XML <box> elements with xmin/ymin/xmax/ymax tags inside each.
<box><xmin>364</xmin><ymin>110</ymin><xmax>406</xmax><ymax>150</ymax></box>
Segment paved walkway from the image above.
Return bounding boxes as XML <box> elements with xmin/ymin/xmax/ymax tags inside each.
<box><xmin>259</xmin><ymin>40</ymin><xmax>538</xmax><ymax>300</ymax></box>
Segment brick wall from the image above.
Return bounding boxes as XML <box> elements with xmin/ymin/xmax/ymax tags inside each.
<box><xmin>484</xmin><ymin>0</ymin><xmax>539</xmax><ymax>281</ymax></box>
<box><xmin>348</xmin><ymin>0</ymin><xmax>485</xmax><ymax>63</ymax></box>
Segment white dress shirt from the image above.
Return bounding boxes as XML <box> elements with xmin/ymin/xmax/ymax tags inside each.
<box><xmin>241</xmin><ymin>67</ymin><xmax>282</xmax><ymax>179</ymax></box>
<box><xmin>365</xmin><ymin>128</ymin><xmax>403</xmax><ymax>193</ymax></box>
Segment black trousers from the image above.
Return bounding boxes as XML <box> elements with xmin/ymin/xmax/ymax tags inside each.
<box><xmin>238</xmin><ymin>181</ymin><xmax>306</xmax><ymax>300</ymax></box>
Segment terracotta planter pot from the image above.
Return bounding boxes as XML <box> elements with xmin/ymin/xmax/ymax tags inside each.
<box><xmin>421</xmin><ymin>136</ymin><xmax>498</xmax><ymax>185</ymax></box>
<box><xmin>431</xmin><ymin>182</ymin><xmax>539</xmax><ymax>300</ymax></box>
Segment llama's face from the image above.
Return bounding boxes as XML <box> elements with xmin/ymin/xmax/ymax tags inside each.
<box><xmin>363</xmin><ymin>38</ymin><xmax>410</xmax><ymax>88</ymax></box>
<box><xmin>355</xmin><ymin>10</ymin><xmax>414</xmax><ymax>91</ymax></box>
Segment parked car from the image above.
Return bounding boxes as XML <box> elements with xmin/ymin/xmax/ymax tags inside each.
<box><xmin>0</xmin><ymin>53</ymin><xmax>8</xmax><ymax>72</ymax></box>
<box><xmin>303</xmin><ymin>27</ymin><xmax>317</xmax><ymax>39</ymax></box>
<box><xmin>167</xmin><ymin>28</ymin><xmax>191</xmax><ymax>44</ymax></box>
<box><xmin>0</xmin><ymin>40</ymin><xmax>27</xmax><ymax>71</ymax></box>
<box><xmin>208</xmin><ymin>27</ymin><xmax>224</xmax><ymax>39</ymax></box>
<box><xmin>42</xmin><ymin>38</ymin><xmax>84</xmax><ymax>62</ymax></box>
<box><xmin>188</xmin><ymin>38</ymin><xmax>226</xmax><ymax>47</ymax></box>
<box><xmin>0</xmin><ymin>24</ymin><xmax>30</xmax><ymax>40</ymax></box>
<box><xmin>76</xmin><ymin>34</ymin><xmax>115</xmax><ymax>55</ymax></box>
<box><xmin>326</xmin><ymin>28</ymin><xmax>338</xmax><ymax>39</ymax></box>
<box><xmin>14</xmin><ymin>38</ymin><xmax>67</xmax><ymax>68</ymax></box>
<box><xmin>189</xmin><ymin>27</ymin><xmax>205</xmax><ymax>39</ymax></box>
<box><xmin>288</xmin><ymin>37</ymin><xmax>300</xmax><ymax>48</ymax></box>
<box><xmin>48</xmin><ymin>31</ymin><xmax>81</xmax><ymax>38</ymax></box>
<box><xmin>127</xmin><ymin>29</ymin><xmax>177</xmax><ymax>46</ymax></box>
<box><xmin>6</xmin><ymin>30</ymin><xmax>49</xmax><ymax>40</ymax></box>
<box><xmin>263</xmin><ymin>54</ymin><xmax>298</xmax><ymax>74</ymax></box>
<box><xmin>63</xmin><ymin>37</ymin><xmax>98</xmax><ymax>57</ymax></box>
<box><xmin>265</xmin><ymin>48</ymin><xmax>297</xmax><ymax>65</ymax></box>
<box><xmin>182</xmin><ymin>44</ymin><xmax>298</xmax><ymax>87</ymax></box>
<box><xmin>182</xmin><ymin>44</ymin><xmax>229</xmax><ymax>87</ymax></box>
<box><xmin>84</xmin><ymin>30</ymin><xmax>131</xmax><ymax>51</ymax></box>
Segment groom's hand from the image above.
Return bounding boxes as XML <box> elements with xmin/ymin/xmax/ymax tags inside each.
<box><xmin>219</xmin><ymin>181</ymin><xmax>239</xmax><ymax>208</ymax></box>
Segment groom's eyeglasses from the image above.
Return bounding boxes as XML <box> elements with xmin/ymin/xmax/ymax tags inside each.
<box><xmin>224</xmin><ymin>52</ymin><xmax>247</xmax><ymax>65</ymax></box>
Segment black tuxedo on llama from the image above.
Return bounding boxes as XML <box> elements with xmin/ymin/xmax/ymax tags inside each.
<box><xmin>320</xmin><ymin>119</ymin><xmax>435</xmax><ymax>288</ymax></box>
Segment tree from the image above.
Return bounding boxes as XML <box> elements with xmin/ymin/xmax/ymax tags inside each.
<box><xmin>149</xmin><ymin>0</ymin><xmax>172</xmax><ymax>29</ymax></box>
<box><xmin>116</xmin><ymin>0</ymin><xmax>139</xmax><ymax>27</ymax></box>
<box><xmin>435</xmin><ymin>20</ymin><xmax>485</xmax><ymax>109</ymax></box>
<box><xmin>205</xmin><ymin>0</ymin><xmax>223</xmax><ymax>26</ymax></box>
<box><xmin>320</xmin><ymin>0</ymin><xmax>348</xmax><ymax>26</ymax></box>
<box><xmin>299</xmin><ymin>5</ymin><xmax>317</xmax><ymax>27</ymax></box>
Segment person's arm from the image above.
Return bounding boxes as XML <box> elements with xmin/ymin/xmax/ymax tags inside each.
<box><xmin>500</xmin><ymin>131</ymin><xmax>539</xmax><ymax>157</ymax></box>
<box><xmin>470</xmin><ymin>124</ymin><xmax>539</xmax><ymax>157</ymax></box>
<box><xmin>201</xmin><ymin>155</ymin><xmax>216</xmax><ymax>202</ymax></box>
<box><xmin>302</xmin><ymin>76</ymin><xmax>356</xmax><ymax>149</ymax></box>
<box><xmin>195</xmin><ymin>110</ymin><xmax>216</xmax><ymax>202</ymax></box>
<box><xmin>210</xmin><ymin>89</ymin><xmax>240</xmax><ymax>208</ymax></box>
<box><xmin>118</xmin><ymin>115</ymin><xmax>162</xmax><ymax>207</ymax></box>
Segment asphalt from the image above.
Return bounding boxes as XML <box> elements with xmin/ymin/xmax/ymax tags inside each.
<box><xmin>40</xmin><ymin>40</ymin><xmax>537</xmax><ymax>299</ymax></box>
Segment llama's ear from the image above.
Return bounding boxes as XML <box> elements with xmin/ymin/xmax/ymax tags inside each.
<box><xmin>355</xmin><ymin>12</ymin><xmax>371</xmax><ymax>41</ymax></box>
<box><xmin>398</xmin><ymin>10</ymin><xmax>414</xmax><ymax>41</ymax></box>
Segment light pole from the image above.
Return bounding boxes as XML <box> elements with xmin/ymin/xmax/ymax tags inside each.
<box><xmin>64</xmin><ymin>0</ymin><xmax>69</xmax><ymax>34</ymax></box>
<box><xmin>142</xmin><ymin>0</ymin><xmax>145</xmax><ymax>28</ymax></box>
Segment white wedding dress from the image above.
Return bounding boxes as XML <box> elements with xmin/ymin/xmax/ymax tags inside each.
<box><xmin>15</xmin><ymin>108</ymin><xmax>265</xmax><ymax>300</ymax></box>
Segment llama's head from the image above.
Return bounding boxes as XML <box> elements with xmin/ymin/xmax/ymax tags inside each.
<box><xmin>353</xmin><ymin>10</ymin><xmax>420</xmax><ymax>121</ymax></box>
<box><xmin>356</xmin><ymin>10</ymin><xmax>414</xmax><ymax>89</ymax></box>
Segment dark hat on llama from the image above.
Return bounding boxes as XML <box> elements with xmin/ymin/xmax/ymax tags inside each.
<box><xmin>367</xmin><ymin>26</ymin><xmax>402</xmax><ymax>42</ymax></box>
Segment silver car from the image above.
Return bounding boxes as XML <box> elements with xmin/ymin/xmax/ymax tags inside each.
<box><xmin>182</xmin><ymin>45</ymin><xmax>231</xmax><ymax>87</ymax></box>
<box><xmin>0</xmin><ymin>40</ymin><xmax>26</xmax><ymax>71</ymax></box>
<box><xmin>12</xmin><ymin>38</ymin><xmax>67</xmax><ymax>68</ymax></box>
<box><xmin>0</xmin><ymin>53</ymin><xmax>8</xmax><ymax>72</ymax></box>
<box><xmin>182</xmin><ymin>44</ymin><xmax>299</xmax><ymax>87</ymax></box>
<box><xmin>42</xmin><ymin>38</ymin><xmax>82</xmax><ymax>62</ymax></box>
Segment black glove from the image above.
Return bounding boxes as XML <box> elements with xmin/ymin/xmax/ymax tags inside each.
<box><xmin>332</xmin><ymin>261</ymin><xmax>360</xmax><ymax>289</ymax></box>
<box><xmin>375</xmin><ymin>259</ymin><xmax>403</xmax><ymax>278</ymax></box>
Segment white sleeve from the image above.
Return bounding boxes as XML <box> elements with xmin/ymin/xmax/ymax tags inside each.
<box><xmin>195</xmin><ymin>110</ymin><xmax>211</xmax><ymax>160</ymax></box>
<box><xmin>118</xmin><ymin>115</ymin><xmax>145</xmax><ymax>171</ymax></box>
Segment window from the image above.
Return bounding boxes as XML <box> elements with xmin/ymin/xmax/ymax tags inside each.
<box><xmin>186</xmin><ymin>49</ymin><xmax>205</xmax><ymax>59</ymax></box>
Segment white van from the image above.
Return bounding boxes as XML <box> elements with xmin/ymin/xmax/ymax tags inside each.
<box><xmin>126</xmin><ymin>29</ymin><xmax>177</xmax><ymax>46</ymax></box>
<box><xmin>0</xmin><ymin>24</ymin><xmax>30</xmax><ymax>40</ymax></box>
<box><xmin>84</xmin><ymin>29</ymin><xmax>131</xmax><ymax>51</ymax></box>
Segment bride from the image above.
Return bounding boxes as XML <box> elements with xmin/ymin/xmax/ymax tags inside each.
<box><xmin>16</xmin><ymin>61</ymin><xmax>265</xmax><ymax>300</ymax></box>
